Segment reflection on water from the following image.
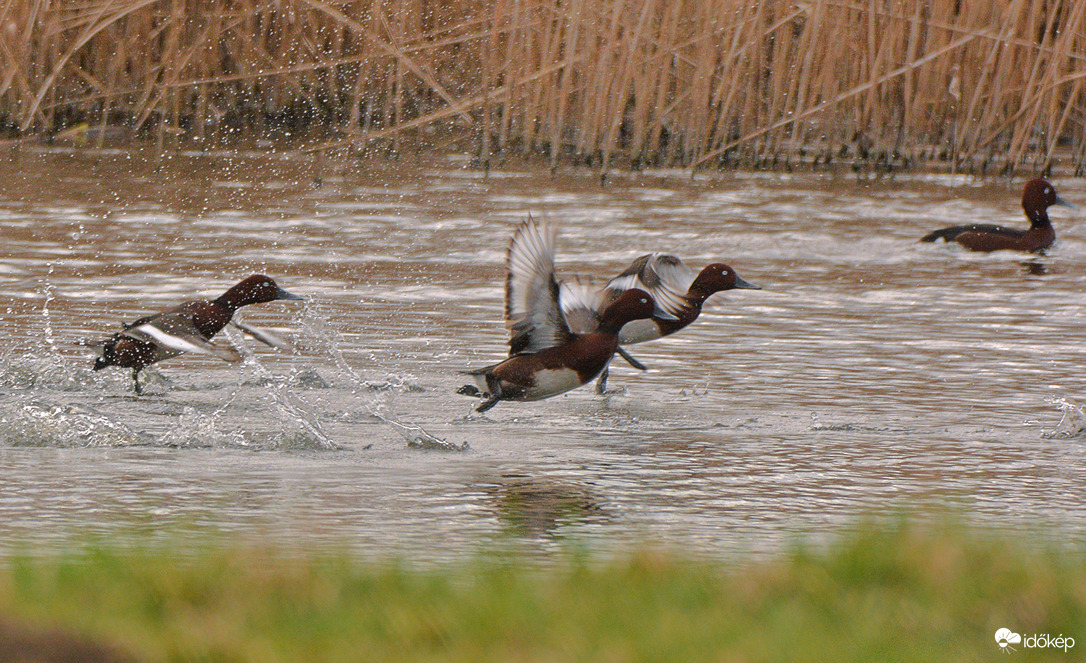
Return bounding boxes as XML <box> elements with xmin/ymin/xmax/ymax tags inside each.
<box><xmin>2</xmin><ymin>149</ymin><xmax>1086</xmax><ymax>561</ymax></box>
<box><xmin>482</xmin><ymin>474</ymin><xmax>609</xmax><ymax>539</ymax></box>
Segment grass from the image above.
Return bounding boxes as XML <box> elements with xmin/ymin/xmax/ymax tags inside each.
<box><xmin>0</xmin><ymin>520</ymin><xmax>1083</xmax><ymax>662</ymax></box>
<box><xmin>3</xmin><ymin>1</ymin><xmax>1086</xmax><ymax>175</ymax></box>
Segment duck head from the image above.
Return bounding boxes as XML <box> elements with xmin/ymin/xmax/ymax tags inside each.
<box><xmin>689</xmin><ymin>263</ymin><xmax>760</xmax><ymax>299</ymax></box>
<box><xmin>215</xmin><ymin>274</ymin><xmax>305</xmax><ymax>310</ymax></box>
<box><xmin>598</xmin><ymin>288</ymin><xmax>671</xmax><ymax>333</ymax></box>
<box><xmin>1023</xmin><ymin>178</ymin><xmax>1075</xmax><ymax>225</ymax></box>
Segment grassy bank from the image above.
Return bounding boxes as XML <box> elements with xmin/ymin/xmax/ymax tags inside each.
<box><xmin>4</xmin><ymin>1</ymin><xmax>1086</xmax><ymax>175</ymax></box>
<box><xmin>1</xmin><ymin>522</ymin><xmax>1082</xmax><ymax>662</ymax></box>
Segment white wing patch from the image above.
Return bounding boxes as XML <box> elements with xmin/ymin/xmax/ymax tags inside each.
<box><xmin>605</xmin><ymin>253</ymin><xmax>694</xmax><ymax>320</ymax></box>
<box><xmin>558</xmin><ymin>278</ymin><xmax>605</xmax><ymax>335</ymax></box>
<box><xmin>230</xmin><ymin>320</ymin><xmax>294</xmax><ymax>351</ymax></box>
<box><xmin>125</xmin><ymin>324</ymin><xmax>242</xmax><ymax>363</ymax></box>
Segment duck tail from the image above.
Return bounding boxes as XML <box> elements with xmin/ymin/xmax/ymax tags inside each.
<box><xmin>93</xmin><ymin>338</ymin><xmax>117</xmax><ymax>371</ymax></box>
<box><xmin>457</xmin><ymin>365</ymin><xmax>504</xmax><ymax>402</ymax></box>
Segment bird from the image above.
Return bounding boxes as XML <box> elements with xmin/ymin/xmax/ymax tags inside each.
<box><xmin>560</xmin><ymin>253</ymin><xmax>759</xmax><ymax>393</ymax></box>
<box><xmin>458</xmin><ymin>217</ymin><xmax>673</xmax><ymax>412</ymax></box>
<box><xmin>92</xmin><ymin>274</ymin><xmax>303</xmax><ymax>393</ymax></box>
<box><xmin>920</xmin><ymin>178</ymin><xmax>1075</xmax><ymax>253</ymax></box>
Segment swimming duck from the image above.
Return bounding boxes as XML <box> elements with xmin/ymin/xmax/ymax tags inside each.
<box><xmin>458</xmin><ymin>218</ymin><xmax>673</xmax><ymax>412</ymax></box>
<box><xmin>920</xmin><ymin>178</ymin><xmax>1074</xmax><ymax>253</ymax></box>
<box><xmin>561</xmin><ymin>253</ymin><xmax>759</xmax><ymax>392</ymax></box>
<box><xmin>93</xmin><ymin>274</ymin><xmax>304</xmax><ymax>393</ymax></box>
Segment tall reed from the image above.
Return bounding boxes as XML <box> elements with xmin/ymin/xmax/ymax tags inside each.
<box><xmin>2</xmin><ymin>0</ymin><xmax>1084</xmax><ymax>174</ymax></box>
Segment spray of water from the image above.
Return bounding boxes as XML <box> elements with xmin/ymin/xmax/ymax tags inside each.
<box><xmin>1040</xmin><ymin>396</ymin><xmax>1086</xmax><ymax>439</ymax></box>
<box><xmin>285</xmin><ymin>299</ymin><xmax>467</xmax><ymax>451</ymax></box>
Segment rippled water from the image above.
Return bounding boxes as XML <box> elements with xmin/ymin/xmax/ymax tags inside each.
<box><xmin>2</xmin><ymin>149</ymin><xmax>1086</xmax><ymax>561</ymax></box>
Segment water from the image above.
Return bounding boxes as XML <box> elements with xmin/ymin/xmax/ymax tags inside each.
<box><xmin>2</xmin><ymin>149</ymin><xmax>1085</xmax><ymax>561</ymax></box>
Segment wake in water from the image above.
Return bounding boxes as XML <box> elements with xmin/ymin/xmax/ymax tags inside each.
<box><xmin>0</xmin><ymin>282</ymin><xmax>465</xmax><ymax>451</ymax></box>
<box><xmin>0</xmin><ymin>400</ymin><xmax>149</xmax><ymax>447</ymax></box>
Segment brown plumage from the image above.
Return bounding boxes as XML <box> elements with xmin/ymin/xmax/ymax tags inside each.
<box><xmin>93</xmin><ymin>275</ymin><xmax>303</xmax><ymax>393</ymax></box>
<box><xmin>920</xmin><ymin>178</ymin><xmax>1074</xmax><ymax>253</ymax></box>
<box><xmin>459</xmin><ymin>217</ymin><xmax>672</xmax><ymax>412</ymax></box>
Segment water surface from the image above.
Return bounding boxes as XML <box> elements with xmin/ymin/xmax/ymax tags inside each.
<box><xmin>2</xmin><ymin>150</ymin><xmax>1085</xmax><ymax>561</ymax></box>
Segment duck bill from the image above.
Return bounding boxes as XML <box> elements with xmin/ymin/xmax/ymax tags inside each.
<box><xmin>653</xmin><ymin>307</ymin><xmax>680</xmax><ymax>322</ymax></box>
<box><xmin>1054</xmin><ymin>194</ymin><xmax>1077</xmax><ymax>210</ymax></box>
<box><xmin>734</xmin><ymin>276</ymin><xmax>761</xmax><ymax>290</ymax></box>
<box><xmin>275</xmin><ymin>287</ymin><xmax>306</xmax><ymax>301</ymax></box>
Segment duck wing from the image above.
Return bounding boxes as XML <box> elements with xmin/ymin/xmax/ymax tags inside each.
<box><xmin>230</xmin><ymin>320</ymin><xmax>295</xmax><ymax>351</ymax></box>
<box><xmin>558</xmin><ymin>277</ymin><xmax>606</xmax><ymax>335</ymax></box>
<box><xmin>604</xmin><ymin>253</ymin><xmax>695</xmax><ymax>319</ymax></box>
<box><xmin>123</xmin><ymin>318</ymin><xmax>242</xmax><ymax>363</ymax></box>
<box><xmin>921</xmin><ymin>224</ymin><xmax>1025</xmax><ymax>243</ymax></box>
<box><xmin>505</xmin><ymin>217</ymin><xmax>573</xmax><ymax>355</ymax></box>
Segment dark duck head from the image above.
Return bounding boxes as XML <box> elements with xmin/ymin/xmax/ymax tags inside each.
<box><xmin>1022</xmin><ymin>177</ymin><xmax>1074</xmax><ymax>227</ymax></box>
<box><xmin>595</xmin><ymin>289</ymin><xmax>661</xmax><ymax>334</ymax></box>
<box><xmin>687</xmin><ymin>263</ymin><xmax>761</xmax><ymax>301</ymax></box>
<box><xmin>214</xmin><ymin>274</ymin><xmax>305</xmax><ymax>311</ymax></box>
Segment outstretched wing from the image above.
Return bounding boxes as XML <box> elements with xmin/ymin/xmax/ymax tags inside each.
<box><xmin>230</xmin><ymin>320</ymin><xmax>295</xmax><ymax>351</ymax></box>
<box><xmin>604</xmin><ymin>253</ymin><xmax>695</xmax><ymax>320</ymax></box>
<box><xmin>123</xmin><ymin>321</ymin><xmax>242</xmax><ymax>363</ymax></box>
<box><xmin>558</xmin><ymin>277</ymin><xmax>606</xmax><ymax>335</ymax></box>
<box><xmin>505</xmin><ymin>216</ymin><xmax>572</xmax><ymax>355</ymax></box>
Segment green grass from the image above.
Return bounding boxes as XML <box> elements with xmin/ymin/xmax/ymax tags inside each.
<box><xmin>1</xmin><ymin>521</ymin><xmax>1083</xmax><ymax>662</ymax></box>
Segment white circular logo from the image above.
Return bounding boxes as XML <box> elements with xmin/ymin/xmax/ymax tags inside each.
<box><xmin>995</xmin><ymin>628</ymin><xmax>1022</xmax><ymax>652</ymax></box>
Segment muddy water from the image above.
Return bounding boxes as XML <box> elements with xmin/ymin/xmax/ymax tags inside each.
<box><xmin>2</xmin><ymin>149</ymin><xmax>1085</xmax><ymax>561</ymax></box>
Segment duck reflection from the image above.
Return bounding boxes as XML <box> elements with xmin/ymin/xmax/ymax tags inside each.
<box><xmin>1021</xmin><ymin>259</ymin><xmax>1048</xmax><ymax>276</ymax></box>
<box><xmin>481</xmin><ymin>473</ymin><xmax>608</xmax><ymax>538</ymax></box>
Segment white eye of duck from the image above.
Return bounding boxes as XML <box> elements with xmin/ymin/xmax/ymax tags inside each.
<box><xmin>1045</xmin><ymin>187</ymin><xmax>1052</xmax><ymax>195</ymax></box>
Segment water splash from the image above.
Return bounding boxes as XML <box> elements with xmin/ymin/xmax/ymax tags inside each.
<box><xmin>159</xmin><ymin>406</ymin><xmax>251</xmax><ymax>448</ymax></box>
<box><xmin>287</xmin><ymin>300</ymin><xmax>463</xmax><ymax>450</ymax></box>
<box><xmin>0</xmin><ymin>269</ymin><xmax>98</xmax><ymax>392</ymax></box>
<box><xmin>1040</xmin><ymin>397</ymin><xmax>1086</xmax><ymax>439</ymax></box>
<box><xmin>223</xmin><ymin>325</ymin><xmax>339</xmax><ymax>450</ymax></box>
<box><xmin>397</xmin><ymin>419</ymin><xmax>469</xmax><ymax>452</ymax></box>
<box><xmin>0</xmin><ymin>400</ymin><xmax>149</xmax><ymax>447</ymax></box>
<box><xmin>0</xmin><ymin>345</ymin><xmax>99</xmax><ymax>392</ymax></box>
<box><xmin>41</xmin><ymin>263</ymin><xmax>59</xmax><ymax>355</ymax></box>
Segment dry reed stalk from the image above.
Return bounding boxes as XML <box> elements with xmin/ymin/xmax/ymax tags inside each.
<box><xmin>2</xmin><ymin>0</ymin><xmax>1085</xmax><ymax>175</ymax></box>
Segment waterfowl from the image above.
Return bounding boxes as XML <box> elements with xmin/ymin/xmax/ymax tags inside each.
<box><xmin>920</xmin><ymin>178</ymin><xmax>1074</xmax><ymax>253</ymax></box>
<box><xmin>561</xmin><ymin>253</ymin><xmax>759</xmax><ymax>392</ymax></box>
<box><xmin>93</xmin><ymin>274</ymin><xmax>303</xmax><ymax>393</ymax></box>
<box><xmin>458</xmin><ymin>218</ymin><xmax>672</xmax><ymax>412</ymax></box>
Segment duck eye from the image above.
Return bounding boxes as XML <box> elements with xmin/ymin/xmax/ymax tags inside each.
<box><xmin>1045</xmin><ymin>187</ymin><xmax>1052</xmax><ymax>195</ymax></box>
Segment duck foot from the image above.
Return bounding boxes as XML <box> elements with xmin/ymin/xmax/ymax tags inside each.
<box><xmin>476</xmin><ymin>395</ymin><xmax>501</xmax><ymax>412</ymax></box>
<box><xmin>594</xmin><ymin>368</ymin><xmax>610</xmax><ymax>395</ymax></box>
<box><xmin>599</xmin><ymin>386</ymin><xmax>627</xmax><ymax>398</ymax></box>
<box><xmin>456</xmin><ymin>384</ymin><xmax>482</xmax><ymax>397</ymax></box>
<box><xmin>616</xmin><ymin>347</ymin><xmax>647</xmax><ymax>371</ymax></box>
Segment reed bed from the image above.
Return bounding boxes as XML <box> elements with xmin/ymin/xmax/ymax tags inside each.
<box><xmin>2</xmin><ymin>0</ymin><xmax>1085</xmax><ymax>174</ymax></box>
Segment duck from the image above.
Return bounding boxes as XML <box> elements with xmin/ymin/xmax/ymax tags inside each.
<box><xmin>560</xmin><ymin>253</ymin><xmax>759</xmax><ymax>392</ymax></box>
<box><xmin>457</xmin><ymin>217</ymin><xmax>674</xmax><ymax>412</ymax></box>
<box><xmin>920</xmin><ymin>178</ymin><xmax>1074</xmax><ymax>253</ymax></box>
<box><xmin>93</xmin><ymin>274</ymin><xmax>304</xmax><ymax>393</ymax></box>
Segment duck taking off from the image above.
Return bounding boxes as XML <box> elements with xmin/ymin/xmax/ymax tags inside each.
<box><xmin>93</xmin><ymin>274</ymin><xmax>303</xmax><ymax>393</ymax></box>
<box><xmin>458</xmin><ymin>217</ymin><xmax>673</xmax><ymax>412</ymax></box>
